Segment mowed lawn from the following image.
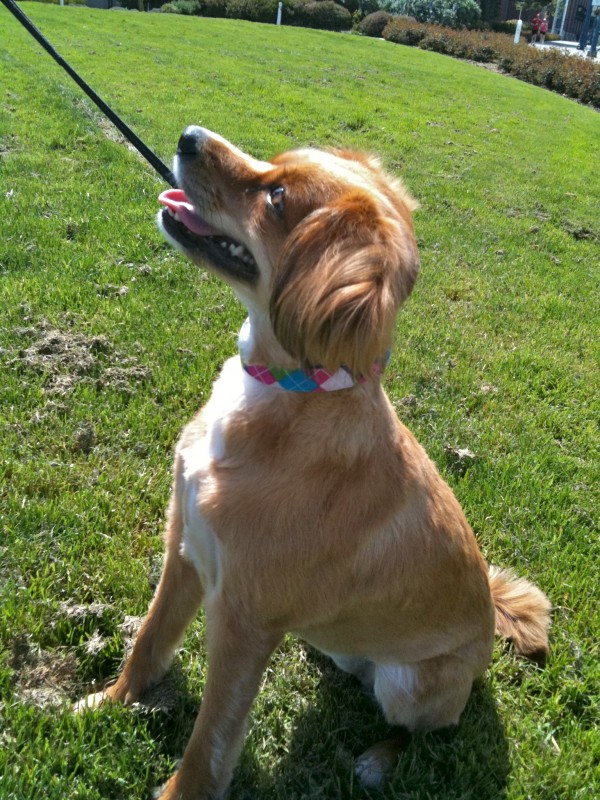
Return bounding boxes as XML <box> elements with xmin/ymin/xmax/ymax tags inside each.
<box><xmin>1</xmin><ymin>4</ymin><xmax>599</xmax><ymax>799</ymax></box>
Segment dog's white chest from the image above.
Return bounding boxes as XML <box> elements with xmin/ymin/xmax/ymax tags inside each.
<box><xmin>177</xmin><ymin>354</ymin><xmax>270</xmax><ymax>592</ymax></box>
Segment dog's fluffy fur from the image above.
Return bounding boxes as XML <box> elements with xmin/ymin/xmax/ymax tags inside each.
<box><xmin>79</xmin><ymin>129</ymin><xmax>551</xmax><ymax>799</ymax></box>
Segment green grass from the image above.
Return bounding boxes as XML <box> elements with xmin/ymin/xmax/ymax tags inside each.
<box><xmin>1</xmin><ymin>5</ymin><xmax>599</xmax><ymax>799</ymax></box>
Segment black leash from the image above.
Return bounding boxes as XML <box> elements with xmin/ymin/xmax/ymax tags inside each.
<box><xmin>2</xmin><ymin>0</ymin><xmax>176</xmax><ymax>187</ymax></box>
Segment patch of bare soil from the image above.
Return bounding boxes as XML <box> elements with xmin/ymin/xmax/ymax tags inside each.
<box><xmin>9</xmin><ymin>634</ymin><xmax>80</xmax><ymax>709</ymax></box>
<box><xmin>10</xmin><ymin>610</ymin><xmax>186</xmax><ymax>713</ymax></box>
<box><xmin>6</xmin><ymin>316</ymin><xmax>151</xmax><ymax>396</ymax></box>
<box><xmin>464</xmin><ymin>59</ymin><xmax>504</xmax><ymax>74</ymax></box>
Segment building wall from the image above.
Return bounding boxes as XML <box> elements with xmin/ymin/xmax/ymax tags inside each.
<box><xmin>561</xmin><ymin>0</ymin><xmax>588</xmax><ymax>40</ymax></box>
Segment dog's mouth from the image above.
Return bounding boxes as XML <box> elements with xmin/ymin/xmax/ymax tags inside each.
<box><xmin>158</xmin><ymin>189</ymin><xmax>258</xmax><ymax>283</ymax></box>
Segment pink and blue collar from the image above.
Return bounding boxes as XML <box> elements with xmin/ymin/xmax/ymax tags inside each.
<box><xmin>238</xmin><ymin>318</ymin><xmax>388</xmax><ymax>393</ymax></box>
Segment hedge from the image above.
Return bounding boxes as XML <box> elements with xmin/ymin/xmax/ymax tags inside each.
<box><xmin>382</xmin><ymin>17</ymin><xmax>600</xmax><ymax>109</ymax></box>
<box><xmin>159</xmin><ymin>0</ymin><xmax>352</xmax><ymax>30</ymax></box>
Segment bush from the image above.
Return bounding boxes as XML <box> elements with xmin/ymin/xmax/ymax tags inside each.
<box><xmin>357</xmin><ymin>10</ymin><xmax>393</xmax><ymax>36</ymax></box>
<box><xmin>286</xmin><ymin>0</ymin><xmax>352</xmax><ymax>30</ymax></box>
<box><xmin>498</xmin><ymin>45</ymin><xmax>600</xmax><ymax>106</ymax></box>
<box><xmin>491</xmin><ymin>19</ymin><xmax>519</xmax><ymax>34</ymax></box>
<box><xmin>282</xmin><ymin>0</ymin><xmax>307</xmax><ymax>24</ymax></box>
<box><xmin>419</xmin><ymin>29</ymin><xmax>454</xmax><ymax>53</ymax></box>
<box><xmin>383</xmin><ymin>16</ymin><xmax>427</xmax><ymax>44</ymax></box>
<box><xmin>383</xmin><ymin>0</ymin><xmax>480</xmax><ymax>29</ymax></box>
<box><xmin>304</xmin><ymin>1</ymin><xmax>353</xmax><ymax>30</ymax></box>
<box><xmin>160</xmin><ymin>2</ymin><xmax>182</xmax><ymax>10</ymax></box>
<box><xmin>169</xmin><ymin>0</ymin><xmax>201</xmax><ymax>14</ymax></box>
<box><xmin>359</xmin><ymin>0</ymin><xmax>385</xmax><ymax>13</ymax></box>
<box><xmin>336</xmin><ymin>0</ymin><xmax>359</xmax><ymax>12</ymax></box>
<box><xmin>200</xmin><ymin>0</ymin><xmax>228</xmax><ymax>16</ymax></box>
<box><xmin>382</xmin><ymin>18</ymin><xmax>600</xmax><ymax>109</ymax></box>
<box><xmin>225</xmin><ymin>0</ymin><xmax>278</xmax><ymax>22</ymax></box>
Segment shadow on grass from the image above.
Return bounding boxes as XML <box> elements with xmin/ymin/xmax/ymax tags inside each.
<box><xmin>136</xmin><ymin>645</ymin><xmax>509</xmax><ymax>799</ymax></box>
<box><xmin>232</xmin><ymin>648</ymin><xmax>510</xmax><ymax>800</ymax></box>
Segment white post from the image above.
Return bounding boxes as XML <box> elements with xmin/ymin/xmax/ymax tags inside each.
<box><xmin>559</xmin><ymin>0</ymin><xmax>572</xmax><ymax>39</ymax></box>
<box><xmin>514</xmin><ymin>16</ymin><xmax>523</xmax><ymax>44</ymax></box>
<box><xmin>277</xmin><ymin>1</ymin><xmax>282</xmax><ymax>24</ymax></box>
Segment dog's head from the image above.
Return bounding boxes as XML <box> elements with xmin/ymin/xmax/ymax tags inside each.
<box><xmin>159</xmin><ymin>127</ymin><xmax>419</xmax><ymax>377</ymax></box>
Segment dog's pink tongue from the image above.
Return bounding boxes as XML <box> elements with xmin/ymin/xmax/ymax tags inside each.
<box><xmin>159</xmin><ymin>189</ymin><xmax>217</xmax><ymax>236</ymax></box>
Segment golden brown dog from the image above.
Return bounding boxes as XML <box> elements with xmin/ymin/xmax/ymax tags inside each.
<box><xmin>78</xmin><ymin>128</ymin><xmax>551</xmax><ymax>799</ymax></box>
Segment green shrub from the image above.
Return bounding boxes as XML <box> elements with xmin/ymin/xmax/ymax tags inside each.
<box><xmin>285</xmin><ymin>0</ymin><xmax>352</xmax><ymax>30</ymax></box>
<box><xmin>491</xmin><ymin>19</ymin><xmax>518</xmax><ymax>34</ymax></box>
<box><xmin>282</xmin><ymin>0</ymin><xmax>307</xmax><ymax>24</ymax></box>
<box><xmin>359</xmin><ymin>0</ymin><xmax>384</xmax><ymax>12</ymax></box>
<box><xmin>200</xmin><ymin>0</ymin><xmax>228</xmax><ymax>16</ymax></box>
<box><xmin>384</xmin><ymin>0</ymin><xmax>480</xmax><ymax>28</ymax></box>
<box><xmin>336</xmin><ymin>0</ymin><xmax>360</xmax><ymax>12</ymax></box>
<box><xmin>357</xmin><ymin>10</ymin><xmax>393</xmax><ymax>36</ymax></box>
<box><xmin>339</xmin><ymin>0</ymin><xmax>383</xmax><ymax>14</ymax></box>
<box><xmin>225</xmin><ymin>0</ymin><xmax>278</xmax><ymax>22</ymax></box>
<box><xmin>302</xmin><ymin>1</ymin><xmax>353</xmax><ymax>30</ymax></box>
<box><xmin>170</xmin><ymin>0</ymin><xmax>201</xmax><ymax>14</ymax></box>
<box><xmin>160</xmin><ymin>2</ymin><xmax>183</xmax><ymax>10</ymax></box>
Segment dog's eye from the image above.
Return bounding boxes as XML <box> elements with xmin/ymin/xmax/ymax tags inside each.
<box><xmin>267</xmin><ymin>187</ymin><xmax>285</xmax><ymax>217</ymax></box>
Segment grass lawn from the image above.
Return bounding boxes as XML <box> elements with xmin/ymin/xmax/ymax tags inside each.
<box><xmin>1</xmin><ymin>4</ymin><xmax>598</xmax><ymax>799</ymax></box>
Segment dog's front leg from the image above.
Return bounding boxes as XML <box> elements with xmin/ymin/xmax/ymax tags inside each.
<box><xmin>76</xmin><ymin>518</ymin><xmax>204</xmax><ymax>711</ymax></box>
<box><xmin>158</xmin><ymin>603</ymin><xmax>281</xmax><ymax>800</ymax></box>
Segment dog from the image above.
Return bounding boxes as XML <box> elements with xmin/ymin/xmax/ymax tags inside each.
<box><xmin>78</xmin><ymin>128</ymin><xmax>551</xmax><ymax>799</ymax></box>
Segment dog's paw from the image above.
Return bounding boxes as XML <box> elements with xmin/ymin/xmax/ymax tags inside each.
<box><xmin>73</xmin><ymin>689</ymin><xmax>108</xmax><ymax>714</ymax></box>
<box><xmin>355</xmin><ymin>734</ymin><xmax>410</xmax><ymax>790</ymax></box>
<box><xmin>72</xmin><ymin>680</ymin><xmax>117</xmax><ymax>714</ymax></box>
<box><xmin>152</xmin><ymin>765</ymin><xmax>194</xmax><ymax>800</ymax></box>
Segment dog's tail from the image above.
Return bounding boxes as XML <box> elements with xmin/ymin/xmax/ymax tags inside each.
<box><xmin>489</xmin><ymin>566</ymin><xmax>551</xmax><ymax>661</ymax></box>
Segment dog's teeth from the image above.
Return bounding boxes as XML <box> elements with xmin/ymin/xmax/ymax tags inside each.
<box><xmin>174</xmin><ymin>213</ymin><xmax>182</xmax><ymax>222</ymax></box>
<box><xmin>231</xmin><ymin>245</ymin><xmax>245</xmax><ymax>259</ymax></box>
<box><xmin>220</xmin><ymin>241</ymin><xmax>228</xmax><ymax>249</ymax></box>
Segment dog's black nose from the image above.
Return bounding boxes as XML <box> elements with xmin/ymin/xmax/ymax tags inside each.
<box><xmin>177</xmin><ymin>126</ymin><xmax>205</xmax><ymax>157</ymax></box>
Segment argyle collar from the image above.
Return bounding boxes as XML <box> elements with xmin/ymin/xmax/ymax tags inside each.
<box><xmin>238</xmin><ymin>318</ymin><xmax>388</xmax><ymax>393</ymax></box>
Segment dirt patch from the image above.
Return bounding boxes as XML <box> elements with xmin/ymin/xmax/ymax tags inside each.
<box><xmin>464</xmin><ymin>59</ymin><xmax>504</xmax><ymax>74</ymax></box>
<box><xmin>83</xmin><ymin>615</ymin><xmax>184</xmax><ymax>714</ymax></box>
<box><xmin>10</xmin><ymin>634</ymin><xmax>80</xmax><ymax>709</ymax></box>
<box><xmin>6</xmin><ymin>316</ymin><xmax>151</xmax><ymax>396</ymax></box>
<box><xmin>563</xmin><ymin>224</ymin><xmax>598</xmax><ymax>242</ymax></box>
<box><xmin>10</xmin><ymin>609</ymin><xmax>184</xmax><ymax>712</ymax></box>
<box><xmin>443</xmin><ymin>444</ymin><xmax>477</xmax><ymax>475</ymax></box>
<box><xmin>0</xmin><ymin>132</ymin><xmax>19</xmax><ymax>158</ymax></box>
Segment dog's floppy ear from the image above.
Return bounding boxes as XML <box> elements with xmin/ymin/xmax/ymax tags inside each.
<box><xmin>270</xmin><ymin>189</ymin><xmax>419</xmax><ymax>378</ymax></box>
